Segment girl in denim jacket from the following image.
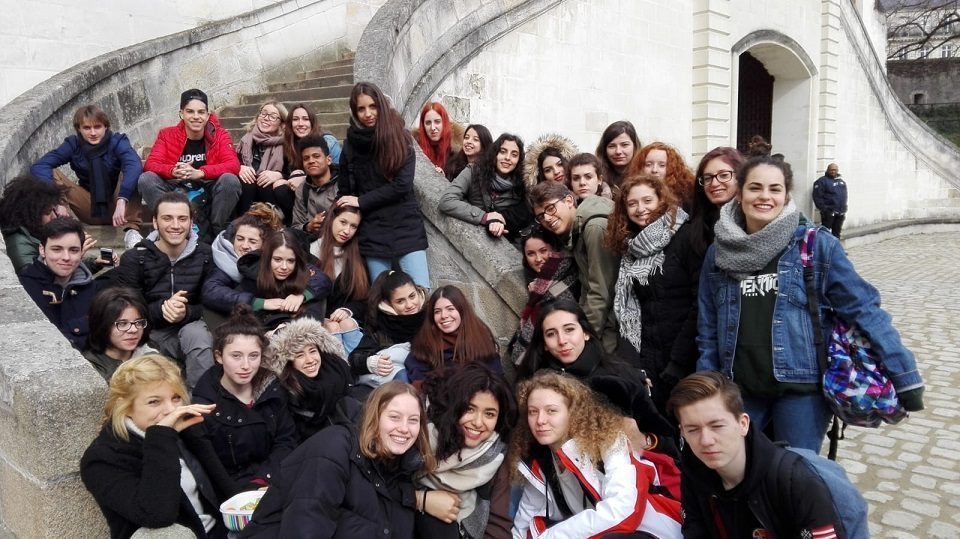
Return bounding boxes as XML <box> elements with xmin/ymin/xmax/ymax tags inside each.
<box><xmin>696</xmin><ymin>156</ymin><xmax>923</xmax><ymax>452</ymax></box>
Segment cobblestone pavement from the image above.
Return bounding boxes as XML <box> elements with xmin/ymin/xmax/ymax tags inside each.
<box><xmin>837</xmin><ymin>232</ymin><xmax>960</xmax><ymax>538</ymax></box>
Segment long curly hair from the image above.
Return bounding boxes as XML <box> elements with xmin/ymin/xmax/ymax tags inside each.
<box><xmin>415</xmin><ymin>101</ymin><xmax>453</xmax><ymax>169</ymax></box>
<box><xmin>0</xmin><ymin>175</ymin><xmax>67</xmax><ymax>237</ymax></box>
<box><xmin>508</xmin><ymin>371</ymin><xmax>624</xmax><ymax>476</ymax></box>
<box><xmin>474</xmin><ymin>133</ymin><xmax>526</xmax><ymax>200</ymax></box>
<box><xmin>422</xmin><ymin>364</ymin><xmax>517</xmax><ymax>462</ymax></box>
<box><xmin>316</xmin><ymin>205</ymin><xmax>369</xmax><ymax>302</ymax></box>
<box><xmin>604</xmin><ymin>173</ymin><xmax>681</xmax><ymax>256</ymax></box>
<box><xmin>350</xmin><ymin>82</ymin><xmax>412</xmax><ymax>181</ymax></box>
<box><xmin>410</xmin><ymin>286</ymin><xmax>498</xmax><ymax>370</ymax></box>
<box><xmin>283</xmin><ymin>103</ymin><xmax>323</xmax><ymax>169</ymax></box>
<box><xmin>628</xmin><ymin>142</ymin><xmax>694</xmax><ymax>204</ymax></box>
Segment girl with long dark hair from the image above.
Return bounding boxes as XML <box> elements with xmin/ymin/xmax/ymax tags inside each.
<box><xmin>594</xmin><ymin>121</ymin><xmax>640</xmax><ymax>192</ymax></box>
<box><xmin>415</xmin><ymin>364</ymin><xmax>516</xmax><ymax>539</ymax></box>
<box><xmin>405</xmin><ymin>286</ymin><xmax>502</xmax><ymax>387</ymax></box>
<box><xmin>348</xmin><ymin>270</ymin><xmax>429</xmax><ymax>388</ymax></box>
<box><xmin>687</xmin><ymin>146</ymin><xmax>744</xmax><ymax>258</ymax></box>
<box><xmin>283</xmin><ymin>102</ymin><xmax>342</xmax><ymax>169</ymax></box>
<box><xmin>438</xmin><ymin>133</ymin><xmax>533</xmax><ymax>242</ymax></box>
<box><xmin>444</xmin><ymin>124</ymin><xmax>493</xmax><ymax>181</ymax></box>
<box><xmin>337</xmin><ymin>82</ymin><xmax>430</xmax><ymax>288</ymax></box>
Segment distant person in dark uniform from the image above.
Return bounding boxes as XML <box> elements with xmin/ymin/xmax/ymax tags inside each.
<box><xmin>812</xmin><ymin>163</ymin><xmax>847</xmax><ymax>238</ymax></box>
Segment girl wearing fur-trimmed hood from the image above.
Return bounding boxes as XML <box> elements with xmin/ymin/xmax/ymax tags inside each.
<box><xmin>267</xmin><ymin>317</ymin><xmax>361</xmax><ymax>441</ymax></box>
<box><xmin>523</xmin><ymin>133</ymin><xmax>578</xmax><ymax>187</ymax></box>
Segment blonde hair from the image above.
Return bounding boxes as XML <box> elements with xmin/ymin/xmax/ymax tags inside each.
<box><xmin>358</xmin><ymin>381</ymin><xmax>436</xmax><ymax>472</ymax></box>
<box><xmin>509</xmin><ymin>372</ymin><xmax>623</xmax><ymax>476</ymax></box>
<box><xmin>102</xmin><ymin>355</ymin><xmax>189</xmax><ymax>442</ymax></box>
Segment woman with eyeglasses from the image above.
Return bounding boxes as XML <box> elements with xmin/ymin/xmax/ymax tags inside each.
<box><xmin>84</xmin><ymin>287</ymin><xmax>158</xmax><ymax>382</ymax></box>
<box><xmin>236</xmin><ymin>101</ymin><xmax>296</xmax><ymax>222</ymax></box>
<box><xmin>687</xmin><ymin>147</ymin><xmax>744</xmax><ymax>260</ymax></box>
<box><xmin>605</xmin><ymin>174</ymin><xmax>701</xmax><ymax>413</ymax></box>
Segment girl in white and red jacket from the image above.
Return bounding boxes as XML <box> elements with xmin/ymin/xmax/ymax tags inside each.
<box><xmin>509</xmin><ymin>372</ymin><xmax>682</xmax><ymax>539</ymax></box>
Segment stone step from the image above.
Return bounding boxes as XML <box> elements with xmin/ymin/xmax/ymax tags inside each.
<box><xmin>323</xmin><ymin>57</ymin><xmax>355</xmax><ymax>68</ymax></box>
<box><xmin>907</xmin><ymin>197</ymin><xmax>960</xmax><ymax>208</ymax></box>
<box><xmin>226</xmin><ymin>123</ymin><xmax>348</xmax><ymax>143</ymax></box>
<box><xmin>218</xmin><ymin>97</ymin><xmax>349</xmax><ymax>119</ymax></box>
<box><xmin>267</xmin><ymin>73</ymin><xmax>354</xmax><ymax>92</ymax></box>
<box><xmin>217</xmin><ymin>111</ymin><xmax>351</xmax><ymax>130</ymax></box>
<box><xmin>300</xmin><ymin>64</ymin><xmax>354</xmax><ymax>79</ymax></box>
<box><xmin>239</xmin><ymin>84</ymin><xmax>354</xmax><ymax>105</ymax></box>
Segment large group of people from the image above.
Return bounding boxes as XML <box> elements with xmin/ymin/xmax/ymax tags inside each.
<box><xmin>0</xmin><ymin>81</ymin><xmax>925</xmax><ymax>539</ymax></box>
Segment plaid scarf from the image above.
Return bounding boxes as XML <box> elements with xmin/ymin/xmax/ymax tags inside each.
<box><xmin>613</xmin><ymin>207</ymin><xmax>688</xmax><ymax>352</ymax></box>
<box><xmin>509</xmin><ymin>251</ymin><xmax>578</xmax><ymax>366</ymax></box>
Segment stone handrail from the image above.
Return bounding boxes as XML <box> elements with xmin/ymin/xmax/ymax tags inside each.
<box><xmin>0</xmin><ymin>1</ymin><xmax>355</xmax><ymax>536</ymax></box>
<box><xmin>353</xmin><ymin>0</ymin><xmax>565</xmax><ymax>334</ymax></box>
<box><xmin>839</xmin><ymin>0</ymin><xmax>960</xmax><ymax>187</ymax></box>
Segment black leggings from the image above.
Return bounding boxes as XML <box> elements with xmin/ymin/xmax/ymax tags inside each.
<box><xmin>238</xmin><ymin>183</ymin><xmax>295</xmax><ymax>224</ymax></box>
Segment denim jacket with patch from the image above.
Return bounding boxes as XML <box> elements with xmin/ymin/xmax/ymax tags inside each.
<box><xmin>696</xmin><ymin>224</ymin><xmax>923</xmax><ymax>391</ymax></box>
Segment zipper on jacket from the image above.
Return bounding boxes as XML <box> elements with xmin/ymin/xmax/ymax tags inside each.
<box><xmin>169</xmin><ymin>266</ymin><xmax>175</xmax><ymax>293</ymax></box>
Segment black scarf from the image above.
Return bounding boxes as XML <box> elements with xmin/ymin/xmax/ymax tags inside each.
<box><xmin>377</xmin><ymin>308</ymin><xmax>426</xmax><ymax>344</ymax></box>
<box><xmin>346</xmin><ymin>124</ymin><xmax>375</xmax><ymax>155</ymax></box>
<box><xmin>546</xmin><ymin>339</ymin><xmax>603</xmax><ymax>378</ymax></box>
<box><xmin>291</xmin><ymin>365</ymin><xmax>347</xmax><ymax>420</ymax></box>
<box><xmin>79</xmin><ymin>130</ymin><xmax>113</xmax><ymax>218</ymax></box>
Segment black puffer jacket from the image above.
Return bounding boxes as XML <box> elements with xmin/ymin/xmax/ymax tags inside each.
<box><xmin>618</xmin><ymin>223</ymin><xmax>702</xmax><ymax>388</ymax></box>
<box><xmin>80</xmin><ymin>423</ymin><xmax>239</xmax><ymax>539</ymax></box>
<box><xmin>191</xmin><ymin>365</ymin><xmax>298</xmax><ymax>486</ymax></box>
<box><xmin>111</xmin><ymin>232</ymin><xmax>212</xmax><ymax>329</ymax></box>
<box><xmin>239</xmin><ymin>424</ymin><xmax>420</xmax><ymax>538</ymax></box>
<box><xmin>338</xmin><ymin>125</ymin><xmax>428</xmax><ymax>258</ymax></box>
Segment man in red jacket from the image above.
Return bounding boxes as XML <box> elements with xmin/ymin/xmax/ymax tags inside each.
<box><xmin>138</xmin><ymin>89</ymin><xmax>241</xmax><ymax>238</ymax></box>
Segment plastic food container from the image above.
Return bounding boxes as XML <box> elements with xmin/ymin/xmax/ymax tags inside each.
<box><xmin>220</xmin><ymin>490</ymin><xmax>266</xmax><ymax>531</ymax></box>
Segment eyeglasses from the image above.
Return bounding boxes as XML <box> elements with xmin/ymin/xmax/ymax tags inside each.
<box><xmin>114</xmin><ymin>319</ymin><xmax>148</xmax><ymax>332</ymax></box>
<box><xmin>534</xmin><ymin>199</ymin><xmax>564</xmax><ymax>224</ymax></box>
<box><xmin>697</xmin><ymin>169</ymin><xmax>735</xmax><ymax>186</ymax></box>
<box><xmin>258</xmin><ymin>111</ymin><xmax>281</xmax><ymax>122</ymax></box>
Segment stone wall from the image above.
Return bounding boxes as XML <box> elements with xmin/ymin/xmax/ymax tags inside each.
<box><xmin>0</xmin><ymin>0</ymin><xmax>284</xmax><ymax>107</ymax></box>
<box><xmin>887</xmin><ymin>58</ymin><xmax>960</xmax><ymax>105</ymax></box>
<box><xmin>0</xmin><ymin>0</ymin><xmax>384</xmax><ymax>536</ymax></box>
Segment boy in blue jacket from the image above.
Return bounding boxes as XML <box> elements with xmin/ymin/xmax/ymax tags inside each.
<box><xmin>31</xmin><ymin>104</ymin><xmax>144</xmax><ymax>248</ymax></box>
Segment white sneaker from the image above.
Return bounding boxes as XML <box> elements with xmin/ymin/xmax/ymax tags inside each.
<box><xmin>123</xmin><ymin>228</ymin><xmax>143</xmax><ymax>249</ymax></box>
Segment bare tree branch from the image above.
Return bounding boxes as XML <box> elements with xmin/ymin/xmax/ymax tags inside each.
<box><xmin>885</xmin><ymin>0</ymin><xmax>960</xmax><ymax>59</ymax></box>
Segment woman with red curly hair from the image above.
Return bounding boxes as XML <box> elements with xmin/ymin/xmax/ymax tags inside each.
<box><xmin>629</xmin><ymin>142</ymin><xmax>695</xmax><ymax>206</ymax></box>
<box><xmin>605</xmin><ymin>174</ymin><xmax>702</xmax><ymax>412</ymax></box>
<box><xmin>415</xmin><ymin>102</ymin><xmax>455</xmax><ymax>173</ymax></box>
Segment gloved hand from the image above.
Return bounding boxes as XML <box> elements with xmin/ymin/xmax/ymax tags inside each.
<box><xmin>898</xmin><ymin>387</ymin><xmax>924</xmax><ymax>411</ymax></box>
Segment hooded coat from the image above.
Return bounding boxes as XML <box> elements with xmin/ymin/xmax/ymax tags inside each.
<box><xmin>266</xmin><ymin>318</ymin><xmax>361</xmax><ymax>441</ymax></box>
<box><xmin>522</xmin><ymin>133</ymin><xmax>578</xmax><ymax>187</ymax></box>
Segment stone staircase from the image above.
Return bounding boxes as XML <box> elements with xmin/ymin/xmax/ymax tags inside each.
<box><xmin>217</xmin><ymin>56</ymin><xmax>355</xmax><ymax>142</ymax></box>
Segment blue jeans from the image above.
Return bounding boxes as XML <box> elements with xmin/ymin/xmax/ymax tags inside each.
<box><xmin>366</xmin><ymin>250</ymin><xmax>430</xmax><ymax>289</ymax></box>
<box><xmin>743</xmin><ymin>393</ymin><xmax>831</xmax><ymax>453</ymax></box>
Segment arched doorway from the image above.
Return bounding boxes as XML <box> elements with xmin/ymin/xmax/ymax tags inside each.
<box><xmin>732</xmin><ymin>32</ymin><xmax>817</xmax><ymax>204</ymax></box>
